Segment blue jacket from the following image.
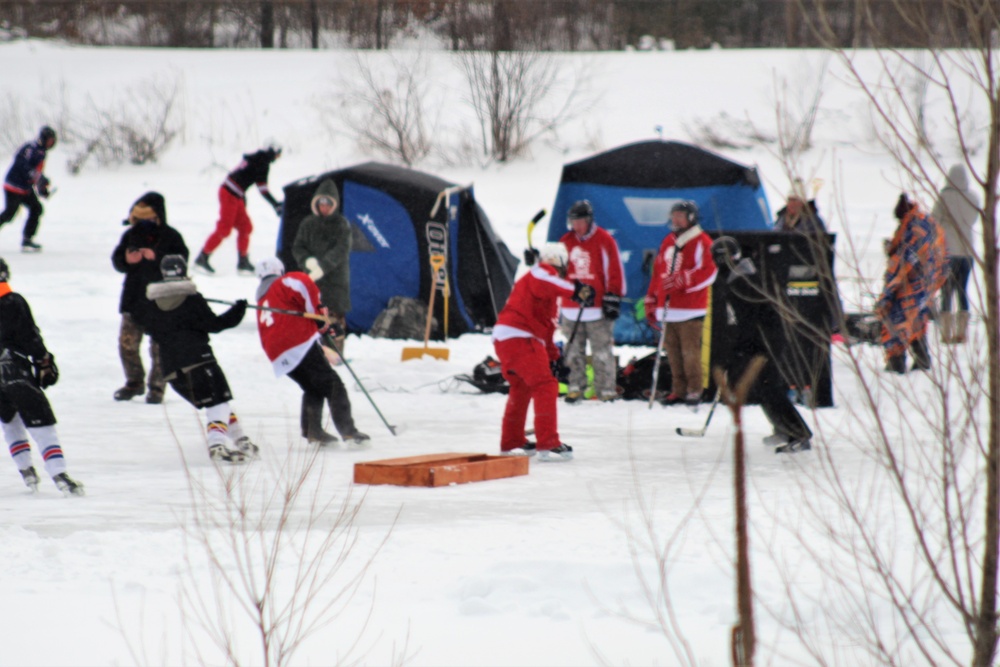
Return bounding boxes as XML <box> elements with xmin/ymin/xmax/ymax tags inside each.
<box><xmin>3</xmin><ymin>140</ymin><xmax>48</xmax><ymax>195</ymax></box>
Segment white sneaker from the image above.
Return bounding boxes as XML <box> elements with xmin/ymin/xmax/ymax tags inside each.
<box><xmin>234</xmin><ymin>436</ymin><xmax>260</xmax><ymax>458</ymax></box>
<box><xmin>209</xmin><ymin>443</ymin><xmax>247</xmax><ymax>463</ymax></box>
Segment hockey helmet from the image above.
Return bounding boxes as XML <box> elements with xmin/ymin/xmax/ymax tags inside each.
<box><xmin>160</xmin><ymin>254</ymin><xmax>188</xmax><ymax>281</ymax></box>
<box><xmin>38</xmin><ymin>125</ymin><xmax>56</xmax><ymax>148</ymax></box>
<box><xmin>256</xmin><ymin>256</ymin><xmax>285</xmax><ymax>280</ymax></box>
<box><xmin>670</xmin><ymin>200</ymin><xmax>699</xmax><ymax>225</ymax></box>
<box><xmin>538</xmin><ymin>242</ymin><xmax>569</xmax><ymax>270</ymax></box>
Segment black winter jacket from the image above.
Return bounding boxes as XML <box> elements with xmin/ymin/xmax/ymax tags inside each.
<box><xmin>141</xmin><ymin>280</ymin><xmax>245</xmax><ymax>378</ymax></box>
<box><xmin>111</xmin><ymin>192</ymin><xmax>189</xmax><ymax>318</ymax></box>
<box><xmin>0</xmin><ymin>287</ymin><xmax>49</xmax><ymax>361</ymax></box>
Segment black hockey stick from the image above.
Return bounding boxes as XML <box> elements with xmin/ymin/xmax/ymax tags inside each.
<box><xmin>676</xmin><ymin>388</ymin><xmax>721</xmax><ymax>437</ymax></box>
<box><xmin>322</xmin><ymin>333</ymin><xmax>397</xmax><ymax>436</ymax></box>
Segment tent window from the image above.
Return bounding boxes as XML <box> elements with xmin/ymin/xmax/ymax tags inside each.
<box><xmin>623</xmin><ymin>197</ymin><xmax>683</xmax><ymax>226</ymax></box>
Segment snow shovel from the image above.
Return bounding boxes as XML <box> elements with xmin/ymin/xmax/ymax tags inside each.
<box><xmin>402</xmin><ymin>254</ymin><xmax>450</xmax><ymax>361</ymax></box>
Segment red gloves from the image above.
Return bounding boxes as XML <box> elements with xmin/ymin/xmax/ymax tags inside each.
<box><xmin>644</xmin><ymin>295</ymin><xmax>660</xmax><ymax>331</ymax></box>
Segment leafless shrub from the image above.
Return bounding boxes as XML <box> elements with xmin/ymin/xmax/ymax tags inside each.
<box><xmin>332</xmin><ymin>52</ymin><xmax>435</xmax><ymax>167</ymax></box>
<box><xmin>166</xmin><ymin>435</ymin><xmax>400</xmax><ymax>666</ymax></box>
<box><xmin>67</xmin><ymin>74</ymin><xmax>182</xmax><ymax>173</ymax></box>
<box><xmin>458</xmin><ymin>50</ymin><xmax>591</xmax><ymax>163</ymax></box>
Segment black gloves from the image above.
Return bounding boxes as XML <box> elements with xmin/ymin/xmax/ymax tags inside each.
<box><xmin>37</xmin><ymin>176</ymin><xmax>51</xmax><ymax>199</ymax></box>
<box><xmin>231</xmin><ymin>299</ymin><xmax>248</xmax><ymax>320</ymax></box>
<box><xmin>523</xmin><ymin>248</ymin><xmax>540</xmax><ymax>266</ymax></box>
<box><xmin>35</xmin><ymin>354</ymin><xmax>59</xmax><ymax>388</ymax></box>
<box><xmin>601</xmin><ymin>293</ymin><xmax>622</xmax><ymax>320</ymax></box>
<box><xmin>550</xmin><ymin>358</ymin><xmax>570</xmax><ymax>383</ymax></box>
<box><xmin>572</xmin><ymin>280</ymin><xmax>595</xmax><ymax>307</ymax></box>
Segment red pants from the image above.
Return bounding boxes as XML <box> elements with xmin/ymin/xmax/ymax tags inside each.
<box><xmin>203</xmin><ymin>187</ymin><xmax>253</xmax><ymax>256</ymax></box>
<box><xmin>493</xmin><ymin>337</ymin><xmax>560</xmax><ymax>451</ymax></box>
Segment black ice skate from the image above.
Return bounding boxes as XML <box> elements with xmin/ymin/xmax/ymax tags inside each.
<box><xmin>537</xmin><ymin>443</ymin><xmax>573</xmax><ymax>462</ymax></box>
<box><xmin>53</xmin><ymin>472</ymin><xmax>85</xmax><ymax>496</ymax></box>
<box><xmin>20</xmin><ymin>466</ymin><xmax>39</xmax><ymax>492</ymax></box>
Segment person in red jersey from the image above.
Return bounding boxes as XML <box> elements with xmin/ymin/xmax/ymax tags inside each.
<box><xmin>254</xmin><ymin>257</ymin><xmax>369</xmax><ymax>447</ymax></box>
<box><xmin>644</xmin><ymin>200</ymin><xmax>717</xmax><ymax>408</ymax></box>
<box><xmin>557</xmin><ymin>199</ymin><xmax>625</xmax><ymax>403</ymax></box>
<box><xmin>492</xmin><ymin>242</ymin><xmax>593</xmax><ymax>462</ymax></box>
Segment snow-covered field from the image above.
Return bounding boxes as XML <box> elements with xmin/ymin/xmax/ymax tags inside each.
<box><xmin>0</xmin><ymin>40</ymin><xmax>991</xmax><ymax>666</ymax></box>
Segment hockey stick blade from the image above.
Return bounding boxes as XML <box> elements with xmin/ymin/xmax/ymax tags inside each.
<box><xmin>676</xmin><ymin>426</ymin><xmax>707</xmax><ymax>437</ymax></box>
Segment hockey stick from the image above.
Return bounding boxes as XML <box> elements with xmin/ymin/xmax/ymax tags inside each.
<box><xmin>648</xmin><ymin>250</ymin><xmax>682</xmax><ymax>409</ymax></box>
<box><xmin>676</xmin><ymin>387</ymin><xmax>721</xmax><ymax>437</ymax></box>
<box><xmin>323</xmin><ymin>333</ymin><xmax>397</xmax><ymax>436</ymax></box>
<box><xmin>205</xmin><ymin>298</ymin><xmax>333</xmax><ymax>324</ymax></box>
<box><xmin>527</xmin><ymin>208</ymin><xmax>546</xmax><ymax>252</ymax></box>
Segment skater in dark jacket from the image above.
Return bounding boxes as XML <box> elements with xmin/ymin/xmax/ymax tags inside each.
<box><xmin>111</xmin><ymin>192</ymin><xmax>189</xmax><ymax>404</ymax></box>
<box><xmin>0</xmin><ymin>125</ymin><xmax>56</xmax><ymax>252</ymax></box>
<box><xmin>710</xmin><ymin>236</ymin><xmax>813</xmax><ymax>454</ymax></box>
<box><xmin>195</xmin><ymin>143</ymin><xmax>283</xmax><ymax>275</ymax></box>
<box><xmin>0</xmin><ymin>257</ymin><xmax>84</xmax><ymax>495</ymax></box>
<box><xmin>143</xmin><ymin>255</ymin><xmax>257</xmax><ymax>463</ymax></box>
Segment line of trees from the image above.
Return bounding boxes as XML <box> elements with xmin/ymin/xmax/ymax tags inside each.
<box><xmin>1</xmin><ymin>0</ymin><xmax>993</xmax><ymax>50</ymax></box>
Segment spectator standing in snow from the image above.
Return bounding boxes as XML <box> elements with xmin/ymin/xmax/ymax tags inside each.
<box><xmin>931</xmin><ymin>164</ymin><xmax>980</xmax><ymax>344</ymax></box>
<box><xmin>254</xmin><ymin>257</ymin><xmax>369</xmax><ymax>447</ymax></box>
<box><xmin>142</xmin><ymin>255</ymin><xmax>257</xmax><ymax>463</ymax></box>
<box><xmin>877</xmin><ymin>193</ymin><xmax>947</xmax><ymax>374</ymax></box>
<box><xmin>710</xmin><ymin>237</ymin><xmax>813</xmax><ymax>454</ymax></box>
<box><xmin>195</xmin><ymin>143</ymin><xmax>283</xmax><ymax>276</ymax></box>
<box><xmin>644</xmin><ymin>201</ymin><xmax>717</xmax><ymax>407</ymax></box>
<box><xmin>111</xmin><ymin>192</ymin><xmax>188</xmax><ymax>404</ymax></box>
<box><xmin>556</xmin><ymin>200</ymin><xmax>625</xmax><ymax>403</ymax></box>
<box><xmin>0</xmin><ymin>126</ymin><xmax>56</xmax><ymax>252</ymax></box>
<box><xmin>492</xmin><ymin>242</ymin><xmax>594</xmax><ymax>461</ymax></box>
<box><xmin>0</xmin><ymin>257</ymin><xmax>84</xmax><ymax>495</ymax></box>
<box><xmin>773</xmin><ymin>178</ymin><xmax>827</xmax><ymax>234</ymax></box>
<box><xmin>291</xmin><ymin>179</ymin><xmax>352</xmax><ymax>361</ymax></box>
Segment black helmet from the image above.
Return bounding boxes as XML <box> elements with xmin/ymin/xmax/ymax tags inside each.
<box><xmin>567</xmin><ymin>200</ymin><xmax>593</xmax><ymax>220</ymax></box>
<box><xmin>0</xmin><ymin>257</ymin><xmax>8</xmax><ymax>283</ymax></box>
<box><xmin>671</xmin><ymin>200</ymin><xmax>699</xmax><ymax>224</ymax></box>
<box><xmin>710</xmin><ymin>236</ymin><xmax>741</xmax><ymax>267</ymax></box>
<box><xmin>160</xmin><ymin>254</ymin><xmax>188</xmax><ymax>281</ymax></box>
<box><xmin>39</xmin><ymin>126</ymin><xmax>56</xmax><ymax>148</ymax></box>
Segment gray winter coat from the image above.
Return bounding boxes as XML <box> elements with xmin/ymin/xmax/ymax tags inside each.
<box><xmin>931</xmin><ymin>164</ymin><xmax>980</xmax><ymax>257</ymax></box>
<box><xmin>292</xmin><ymin>179</ymin><xmax>352</xmax><ymax>314</ymax></box>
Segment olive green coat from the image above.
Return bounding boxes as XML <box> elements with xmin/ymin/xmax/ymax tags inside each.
<box><xmin>292</xmin><ymin>179</ymin><xmax>352</xmax><ymax>314</ymax></box>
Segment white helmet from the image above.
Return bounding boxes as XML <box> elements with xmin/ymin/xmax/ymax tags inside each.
<box><xmin>256</xmin><ymin>256</ymin><xmax>285</xmax><ymax>280</ymax></box>
<box><xmin>538</xmin><ymin>242</ymin><xmax>568</xmax><ymax>269</ymax></box>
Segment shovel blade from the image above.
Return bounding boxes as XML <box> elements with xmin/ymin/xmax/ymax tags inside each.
<box><xmin>401</xmin><ymin>346</ymin><xmax>450</xmax><ymax>362</ymax></box>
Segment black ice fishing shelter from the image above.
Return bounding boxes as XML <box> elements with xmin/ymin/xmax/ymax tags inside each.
<box><xmin>277</xmin><ymin>162</ymin><xmax>518</xmax><ymax>337</ymax></box>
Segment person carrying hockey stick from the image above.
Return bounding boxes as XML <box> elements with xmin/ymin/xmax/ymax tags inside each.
<box><xmin>710</xmin><ymin>236</ymin><xmax>813</xmax><ymax>453</ymax></box>
<box><xmin>644</xmin><ymin>201</ymin><xmax>717</xmax><ymax>408</ymax></box>
<box><xmin>0</xmin><ymin>257</ymin><xmax>84</xmax><ymax>495</ymax></box>
<box><xmin>254</xmin><ymin>256</ymin><xmax>369</xmax><ymax>447</ymax></box>
<box><xmin>142</xmin><ymin>255</ymin><xmax>258</xmax><ymax>463</ymax></box>
<box><xmin>492</xmin><ymin>242</ymin><xmax>594</xmax><ymax>461</ymax></box>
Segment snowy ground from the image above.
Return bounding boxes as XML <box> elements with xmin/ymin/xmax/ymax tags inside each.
<box><xmin>0</xmin><ymin>41</ymin><xmax>990</xmax><ymax>666</ymax></box>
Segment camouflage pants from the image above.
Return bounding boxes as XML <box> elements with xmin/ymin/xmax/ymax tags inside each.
<box><xmin>118</xmin><ymin>313</ymin><xmax>164</xmax><ymax>393</ymax></box>
<box><xmin>559</xmin><ymin>317</ymin><xmax>616</xmax><ymax>399</ymax></box>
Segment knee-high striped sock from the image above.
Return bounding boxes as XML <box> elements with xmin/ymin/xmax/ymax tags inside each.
<box><xmin>2</xmin><ymin>415</ymin><xmax>33</xmax><ymax>471</ymax></box>
<box><xmin>26</xmin><ymin>425</ymin><xmax>67</xmax><ymax>478</ymax></box>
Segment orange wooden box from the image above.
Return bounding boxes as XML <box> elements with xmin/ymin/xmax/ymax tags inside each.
<box><xmin>353</xmin><ymin>453</ymin><xmax>529</xmax><ymax>487</ymax></box>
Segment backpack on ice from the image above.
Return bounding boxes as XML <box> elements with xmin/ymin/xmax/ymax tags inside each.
<box><xmin>455</xmin><ymin>356</ymin><xmax>509</xmax><ymax>394</ymax></box>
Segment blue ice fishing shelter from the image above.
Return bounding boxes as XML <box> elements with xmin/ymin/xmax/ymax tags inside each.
<box><xmin>278</xmin><ymin>162</ymin><xmax>518</xmax><ymax>337</ymax></box>
<box><xmin>547</xmin><ymin>140</ymin><xmax>773</xmax><ymax>345</ymax></box>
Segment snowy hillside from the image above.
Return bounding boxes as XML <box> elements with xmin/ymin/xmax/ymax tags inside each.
<box><xmin>0</xmin><ymin>40</ymin><xmax>992</xmax><ymax>666</ymax></box>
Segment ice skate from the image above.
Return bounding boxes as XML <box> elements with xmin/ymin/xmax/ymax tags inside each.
<box><xmin>537</xmin><ymin>443</ymin><xmax>573</xmax><ymax>462</ymax></box>
<box><xmin>53</xmin><ymin>472</ymin><xmax>85</xmax><ymax>496</ymax></box>
<box><xmin>20</xmin><ymin>466</ymin><xmax>39</xmax><ymax>492</ymax></box>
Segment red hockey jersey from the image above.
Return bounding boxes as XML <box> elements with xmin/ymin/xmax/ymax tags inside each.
<box><xmin>645</xmin><ymin>225</ymin><xmax>717</xmax><ymax>323</ymax></box>
<box><xmin>257</xmin><ymin>271</ymin><xmax>323</xmax><ymax>376</ymax></box>
<box><xmin>492</xmin><ymin>264</ymin><xmax>577</xmax><ymax>361</ymax></box>
<box><xmin>558</xmin><ymin>225</ymin><xmax>625</xmax><ymax>322</ymax></box>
